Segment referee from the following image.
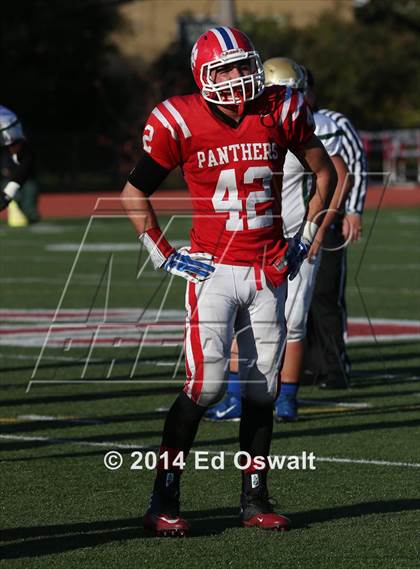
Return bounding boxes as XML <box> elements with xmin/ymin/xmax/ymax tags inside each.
<box><xmin>304</xmin><ymin>76</ymin><xmax>368</xmax><ymax>389</ymax></box>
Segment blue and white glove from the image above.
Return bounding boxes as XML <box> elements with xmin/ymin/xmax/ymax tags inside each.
<box><xmin>286</xmin><ymin>221</ymin><xmax>319</xmax><ymax>281</ymax></box>
<box><xmin>139</xmin><ymin>228</ymin><xmax>215</xmax><ymax>284</ymax></box>
<box><xmin>162</xmin><ymin>248</ymin><xmax>215</xmax><ymax>283</ymax></box>
<box><xmin>286</xmin><ymin>236</ymin><xmax>309</xmax><ymax>281</ymax></box>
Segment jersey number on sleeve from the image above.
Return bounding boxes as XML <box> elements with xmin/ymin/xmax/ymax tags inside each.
<box><xmin>143</xmin><ymin>125</ymin><xmax>154</xmax><ymax>153</ymax></box>
<box><xmin>212</xmin><ymin>167</ymin><xmax>273</xmax><ymax>231</ymax></box>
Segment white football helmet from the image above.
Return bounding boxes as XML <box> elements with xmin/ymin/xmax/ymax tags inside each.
<box><xmin>0</xmin><ymin>106</ymin><xmax>25</xmax><ymax>146</ymax></box>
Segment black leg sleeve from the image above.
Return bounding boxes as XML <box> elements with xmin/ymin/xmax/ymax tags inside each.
<box><xmin>239</xmin><ymin>398</ymin><xmax>273</xmax><ymax>458</ymax></box>
<box><xmin>161</xmin><ymin>391</ymin><xmax>206</xmax><ymax>454</ymax></box>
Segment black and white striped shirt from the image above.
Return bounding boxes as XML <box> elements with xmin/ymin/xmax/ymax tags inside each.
<box><xmin>319</xmin><ymin>109</ymin><xmax>368</xmax><ymax>215</ymax></box>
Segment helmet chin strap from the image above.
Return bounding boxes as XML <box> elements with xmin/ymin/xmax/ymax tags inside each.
<box><xmin>237</xmin><ymin>96</ymin><xmax>245</xmax><ymax>117</ymax></box>
<box><xmin>223</xmin><ymin>95</ymin><xmax>245</xmax><ymax>117</ymax></box>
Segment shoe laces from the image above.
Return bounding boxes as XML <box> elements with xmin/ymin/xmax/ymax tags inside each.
<box><xmin>244</xmin><ymin>490</ymin><xmax>277</xmax><ymax>514</ymax></box>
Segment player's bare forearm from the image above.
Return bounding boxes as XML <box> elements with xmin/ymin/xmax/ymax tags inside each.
<box><xmin>120</xmin><ymin>181</ymin><xmax>215</xmax><ymax>284</ymax></box>
<box><xmin>120</xmin><ymin>181</ymin><xmax>160</xmax><ymax>236</ymax></box>
<box><xmin>317</xmin><ymin>154</ymin><xmax>350</xmax><ymax>232</ymax></box>
<box><xmin>297</xmin><ymin>135</ymin><xmax>338</xmax><ymax>226</ymax></box>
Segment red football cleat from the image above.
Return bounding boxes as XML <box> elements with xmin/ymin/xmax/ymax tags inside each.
<box><xmin>143</xmin><ymin>511</ymin><xmax>190</xmax><ymax>537</ymax></box>
<box><xmin>143</xmin><ymin>490</ymin><xmax>190</xmax><ymax>537</ymax></box>
<box><xmin>241</xmin><ymin>511</ymin><xmax>291</xmax><ymax>531</ymax></box>
<box><xmin>240</xmin><ymin>491</ymin><xmax>291</xmax><ymax>531</ymax></box>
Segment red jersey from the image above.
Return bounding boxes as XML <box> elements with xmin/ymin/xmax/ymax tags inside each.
<box><xmin>142</xmin><ymin>86</ymin><xmax>314</xmax><ymax>267</ymax></box>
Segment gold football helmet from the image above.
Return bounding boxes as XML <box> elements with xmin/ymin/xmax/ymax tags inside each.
<box><xmin>263</xmin><ymin>57</ymin><xmax>307</xmax><ymax>91</ymax></box>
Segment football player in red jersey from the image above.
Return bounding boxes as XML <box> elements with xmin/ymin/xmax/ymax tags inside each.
<box><xmin>121</xmin><ymin>26</ymin><xmax>337</xmax><ymax>537</ymax></box>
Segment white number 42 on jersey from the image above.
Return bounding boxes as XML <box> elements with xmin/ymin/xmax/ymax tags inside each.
<box><xmin>212</xmin><ymin>167</ymin><xmax>274</xmax><ymax>230</ymax></box>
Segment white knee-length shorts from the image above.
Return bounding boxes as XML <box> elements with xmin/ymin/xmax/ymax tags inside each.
<box><xmin>183</xmin><ymin>264</ymin><xmax>287</xmax><ymax>407</ymax></box>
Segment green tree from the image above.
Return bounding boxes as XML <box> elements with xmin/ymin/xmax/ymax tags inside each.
<box><xmin>0</xmin><ymin>0</ymin><xmax>139</xmax><ymax>132</ymax></box>
<box><xmin>240</xmin><ymin>6</ymin><xmax>420</xmax><ymax>129</ymax></box>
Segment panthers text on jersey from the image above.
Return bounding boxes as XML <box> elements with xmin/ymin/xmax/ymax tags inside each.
<box><xmin>142</xmin><ymin>85</ymin><xmax>315</xmax><ymax>268</ymax></box>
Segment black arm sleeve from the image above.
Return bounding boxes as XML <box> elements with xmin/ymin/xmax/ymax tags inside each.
<box><xmin>127</xmin><ymin>152</ymin><xmax>171</xmax><ymax>196</ymax></box>
<box><xmin>3</xmin><ymin>143</ymin><xmax>35</xmax><ymax>185</ymax></box>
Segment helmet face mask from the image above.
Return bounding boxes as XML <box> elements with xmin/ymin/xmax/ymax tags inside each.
<box><xmin>191</xmin><ymin>27</ymin><xmax>265</xmax><ymax>106</ymax></box>
<box><xmin>202</xmin><ymin>50</ymin><xmax>263</xmax><ymax>105</ymax></box>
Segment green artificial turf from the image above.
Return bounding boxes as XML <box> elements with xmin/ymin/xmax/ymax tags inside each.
<box><xmin>1</xmin><ymin>208</ymin><xmax>419</xmax><ymax>568</ymax></box>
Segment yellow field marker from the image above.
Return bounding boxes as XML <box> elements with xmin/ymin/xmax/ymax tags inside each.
<box><xmin>7</xmin><ymin>201</ymin><xmax>28</xmax><ymax>227</ymax></box>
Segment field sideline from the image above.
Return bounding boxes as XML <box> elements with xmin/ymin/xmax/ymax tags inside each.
<box><xmin>1</xmin><ymin>206</ymin><xmax>420</xmax><ymax>568</ymax></box>
<box><xmin>1</xmin><ymin>185</ymin><xmax>419</xmax><ymax>222</ymax></box>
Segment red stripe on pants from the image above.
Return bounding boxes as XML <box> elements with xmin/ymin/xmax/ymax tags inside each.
<box><xmin>184</xmin><ymin>282</ymin><xmax>204</xmax><ymax>403</ymax></box>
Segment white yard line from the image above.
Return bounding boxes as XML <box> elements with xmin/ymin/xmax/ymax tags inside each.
<box><xmin>0</xmin><ymin>275</ymin><xmax>158</xmax><ymax>284</ymax></box>
<box><xmin>299</xmin><ymin>399</ymin><xmax>372</xmax><ymax>409</ymax></box>
<box><xmin>17</xmin><ymin>415</ymin><xmax>103</xmax><ymax>424</ymax></box>
<box><xmin>0</xmin><ymin>434</ymin><xmax>419</xmax><ymax>468</ymax></box>
<box><xmin>314</xmin><ymin>456</ymin><xmax>420</xmax><ymax>468</ymax></box>
<box><xmin>45</xmin><ymin>240</ymin><xmax>189</xmax><ymax>252</ymax></box>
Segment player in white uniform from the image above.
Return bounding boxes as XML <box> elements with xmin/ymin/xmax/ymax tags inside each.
<box><xmin>205</xmin><ymin>58</ymin><xmax>349</xmax><ymax>422</ymax></box>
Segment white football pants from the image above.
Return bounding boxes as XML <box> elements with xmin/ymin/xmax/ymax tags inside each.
<box><xmin>285</xmin><ymin>252</ymin><xmax>321</xmax><ymax>342</ymax></box>
<box><xmin>183</xmin><ymin>264</ymin><xmax>287</xmax><ymax>407</ymax></box>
